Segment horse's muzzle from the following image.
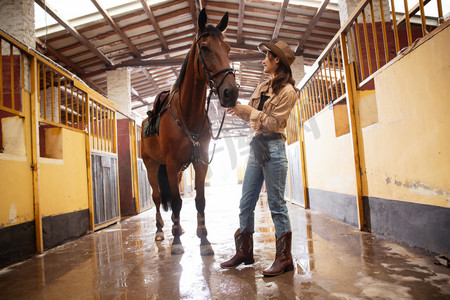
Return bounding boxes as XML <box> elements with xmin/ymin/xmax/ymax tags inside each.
<box><xmin>219</xmin><ymin>81</ymin><xmax>239</xmax><ymax>108</ymax></box>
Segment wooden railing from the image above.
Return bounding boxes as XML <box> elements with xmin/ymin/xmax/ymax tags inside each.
<box><xmin>294</xmin><ymin>0</ymin><xmax>446</xmax><ymax>124</ymax></box>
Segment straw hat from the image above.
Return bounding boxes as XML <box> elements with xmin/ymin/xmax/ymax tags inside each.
<box><xmin>258</xmin><ymin>41</ymin><xmax>295</xmax><ymax>67</ymax></box>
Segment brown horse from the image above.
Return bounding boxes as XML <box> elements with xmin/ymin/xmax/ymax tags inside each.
<box><xmin>141</xmin><ymin>9</ymin><xmax>238</xmax><ymax>255</ymax></box>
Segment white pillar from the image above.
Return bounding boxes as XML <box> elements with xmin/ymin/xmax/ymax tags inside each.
<box><xmin>292</xmin><ymin>55</ymin><xmax>306</xmax><ymax>87</ymax></box>
<box><xmin>107</xmin><ymin>68</ymin><xmax>131</xmax><ymax>118</ymax></box>
<box><xmin>0</xmin><ymin>0</ymin><xmax>35</xmax><ymax>49</ymax></box>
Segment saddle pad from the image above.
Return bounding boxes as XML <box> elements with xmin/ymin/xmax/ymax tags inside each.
<box><xmin>143</xmin><ymin>90</ymin><xmax>170</xmax><ymax>138</ymax></box>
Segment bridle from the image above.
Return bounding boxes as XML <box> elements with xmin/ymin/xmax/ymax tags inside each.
<box><xmin>166</xmin><ymin>32</ymin><xmax>237</xmax><ymax>168</ymax></box>
<box><xmin>195</xmin><ymin>32</ymin><xmax>236</xmax><ymax>98</ymax></box>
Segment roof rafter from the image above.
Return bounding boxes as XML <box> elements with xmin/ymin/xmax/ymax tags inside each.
<box><xmin>90</xmin><ymin>0</ymin><xmax>141</xmax><ymax>58</ymax></box>
<box><xmin>272</xmin><ymin>0</ymin><xmax>290</xmax><ymax>40</ymax></box>
<box><xmin>138</xmin><ymin>0</ymin><xmax>169</xmax><ymax>50</ymax></box>
<box><xmin>35</xmin><ymin>0</ymin><xmax>113</xmax><ymax>67</ymax></box>
<box><xmin>237</xmin><ymin>0</ymin><xmax>245</xmax><ymax>45</ymax></box>
<box><xmin>295</xmin><ymin>0</ymin><xmax>331</xmax><ymax>55</ymax></box>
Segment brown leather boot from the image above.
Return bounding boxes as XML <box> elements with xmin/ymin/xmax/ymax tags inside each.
<box><xmin>262</xmin><ymin>231</ymin><xmax>294</xmax><ymax>276</ymax></box>
<box><xmin>220</xmin><ymin>229</ymin><xmax>254</xmax><ymax>269</ymax></box>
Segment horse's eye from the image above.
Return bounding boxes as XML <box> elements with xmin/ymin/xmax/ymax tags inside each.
<box><xmin>201</xmin><ymin>43</ymin><xmax>210</xmax><ymax>52</ymax></box>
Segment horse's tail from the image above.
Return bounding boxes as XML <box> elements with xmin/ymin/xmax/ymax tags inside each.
<box><xmin>158</xmin><ymin>164</ymin><xmax>172</xmax><ymax>211</ymax></box>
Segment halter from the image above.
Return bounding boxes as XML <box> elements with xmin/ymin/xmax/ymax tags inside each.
<box><xmin>166</xmin><ymin>32</ymin><xmax>237</xmax><ymax>169</ymax></box>
<box><xmin>195</xmin><ymin>32</ymin><xmax>236</xmax><ymax>95</ymax></box>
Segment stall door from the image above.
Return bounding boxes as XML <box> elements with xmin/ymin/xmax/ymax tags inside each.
<box><xmin>91</xmin><ymin>153</ymin><xmax>120</xmax><ymax>226</ymax></box>
<box><xmin>287</xmin><ymin>141</ymin><xmax>305</xmax><ymax>207</ymax></box>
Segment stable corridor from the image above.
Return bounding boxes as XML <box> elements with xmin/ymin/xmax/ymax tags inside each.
<box><xmin>0</xmin><ymin>184</ymin><xmax>449</xmax><ymax>299</ymax></box>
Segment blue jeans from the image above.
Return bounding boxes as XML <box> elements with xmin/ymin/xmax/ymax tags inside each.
<box><xmin>239</xmin><ymin>138</ymin><xmax>291</xmax><ymax>239</ymax></box>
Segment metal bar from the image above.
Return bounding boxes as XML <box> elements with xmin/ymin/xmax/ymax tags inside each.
<box><xmin>82</xmin><ymin>93</ymin><xmax>85</xmax><ymax>131</ymax></box>
<box><xmin>316</xmin><ymin>71</ymin><xmax>324</xmax><ymax>109</ymax></box>
<box><xmin>100</xmin><ymin>105</ymin><xmax>104</xmax><ymax>152</ymax></box>
<box><xmin>64</xmin><ymin>79</ymin><xmax>68</xmax><ymax>125</ymax></box>
<box><xmin>362</xmin><ymin>10</ymin><xmax>373</xmax><ymax>74</ymax></box>
<box><xmin>331</xmin><ymin>48</ymin><xmax>339</xmax><ymax>98</ymax></box>
<box><xmin>106</xmin><ymin>109</ymin><xmax>111</xmax><ymax>152</ymax></box>
<box><xmin>317</xmin><ymin>71</ymin><xmax>326</xmax><ymax>109</ymax></box>
<box><xmin>403</xmin><ymin>0</ymin><xmax>413</xmax><ymax>45</ymax></box>
<box><xmin>354</xmin><ymin>19</ymin><xmax>365</xmax><ymax>79</ymax></box>
<box><xmin>306</xmin><ymin>85</ymin><xmax>313</xmax><ymax>119</ymax></box>
<box><xmin>324</xmin><ymin>58</ymin><xmax>332</xmax><ymax>103</ymax></box>
<box><xmin>369</xmin><ymin>0</ymin><xmax>381</xmax><ymax>69</ymax></box>
<box><xmin>418</xmin><ymin>0</ymin><xmax>427</xmax><ymax>37</ymax></box>
<box><xmin>390</xmin><ymin>0</ymin><xmax>401</xmax><ymax>53</ymax></box>
<box><xmin>43</xmin><ymin>65</ymin><xmax>47</xmax><ymax>120</ymax></box>
<box><xmin>312</xmin><ymin>77</ymin><xmax>319</xmax><ymax>113</ymax></box>
<box><xmin>50</xmin><ymin>71</ymin><xmax>54</xmax><ymax>122</ymax></box>
<box><xmin>10</xmin><ymin>44</ymin><xmax>15</xmax><ymax>111</ymax></box>
<box><xmin>309</xmin><ymin>80</ymin><xmax>316</xmax><ymax>114</ymax></box>
<box><xmin>76</xmin><ymin>88</ymin><xmax>80</xmax><ymax>129</ymax></box>
<box><xmin>322</xmin><ymin>63</ymin><xmax>331</xmax><ymax>105</ymax></box>
<box><xmin>379</xmin><ymin>0</ymin><xmax>390</xmax><ymax>64</ymax></box>
<box><xmin>57</xmin><ymin>74</ymin><xmax>61</xmax><ymax>124</ymax></box>
<box><xmin>71</xmin><ymin>82</ymin><xmax>74</xmax><ymax>126</ymax></box>
<box><xmin>340</xmin><ymin>32</ymin><xmax>364</xmax><ymax>230</ymax></box>
<box><xmin>336</xmin><ymin>43</ymin><xmax>345</xmax><ymax>95</ymax></box>
<box><xmin>326</xmin><ymin>55</ymin><xmax>335</xmax><ymax>100</ymax></box>
<box><xmin>110</xmin><ymin>110</ymin><xmax>114</xmax><ymax>152</ymax></box>
<box><xmin>96</xmin><ymin>103</ymin><xmax>100</xmax><ymax>150</ymax></box>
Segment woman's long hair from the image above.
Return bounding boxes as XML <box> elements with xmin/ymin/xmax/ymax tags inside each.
<box><xmin>268</xmin><ymin>52</ymin><xmax>296</xmax><ymax>94</ymax></box>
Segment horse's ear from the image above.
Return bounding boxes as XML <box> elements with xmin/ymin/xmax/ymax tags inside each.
<box><xmin>216</xmin><ymin>12</ymin><xmax>228</xmax><ymax>32</ymax></box>
<box><xmin>198</xmin><ymin>8</ymin><xmax>207</xmax><ymax>32</ymax></box>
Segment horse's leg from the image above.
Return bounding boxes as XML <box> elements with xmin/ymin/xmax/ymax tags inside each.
<box><xmin>144</xmin><ymin>159</ymin><xmax>165</xmax><ymax>241</ymax></box>
<box><xmin>166</xmin><ymin>161</ymin><xmax>184</xmax><ymax>255</ymax></box>
<box><xmin>193</xmin><ymin>163</ymin><xmax>214</xmax><ymax>256</ymax></box>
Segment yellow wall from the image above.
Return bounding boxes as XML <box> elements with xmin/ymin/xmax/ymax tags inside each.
<box><xmin>304</xmin><ymin>25</ymin><xmax>450</xmax><ymax>209</ymax></box>
<box><xmin>0</xmin><ymin>91</ymin><xmax>89</xmax><ymax>226</ymax></box>
<box><xmin>40</xmin><ymin>129</ymin><xmax>89</xmax><ymax>216</ymax></box>
<box><xmin>360</xmin><ymin>25</ymin><xmax>450</xmax><ymax>208</ymax></box>
<box><xmin>304</xmin><ymin>108</ymin><xmax>356</xmax><ymax>195</ymax></box>
<box><xmin>0</xmin><ymin>92</ymin><xmax>34</xmax><ymax>227</ymax></box>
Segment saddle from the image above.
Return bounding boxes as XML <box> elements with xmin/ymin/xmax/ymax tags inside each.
<box><xmin>144</xmin><ymin>90</ymin><xmax>170</xmax><ymax>138</ymax></box>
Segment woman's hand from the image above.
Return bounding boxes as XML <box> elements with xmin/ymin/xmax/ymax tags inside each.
<box><xmin>227</xmin><ymin>104</ymin><xmax>252</xmax><ymax>121</ymax></box>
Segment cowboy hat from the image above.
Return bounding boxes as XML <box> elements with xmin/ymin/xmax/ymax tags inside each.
<box><xmin>258</xmin><ymin>41</ymin><xmax>295</xmax><ymax>67</ymax></box>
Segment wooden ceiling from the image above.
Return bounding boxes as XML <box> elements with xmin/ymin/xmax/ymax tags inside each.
<box><xmin>34</xmin><ymin>0</ymin><xmax>340</xmax><ymax>135</ymax></box>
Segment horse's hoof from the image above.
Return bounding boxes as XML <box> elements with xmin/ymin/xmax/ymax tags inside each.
<box><xmin>171</xmin><ymin>244</ymin><xmax>184</xmax><ymax>255</ymax></box>
<box><xmin>200</xmin><ymin>244</ymin><xmax>214</xmax><ymax>256</ymax></box>
<box><xmin>155</xmin><ymin>232</ymin><xmax>164</xmax><ymax>241</ymax></box>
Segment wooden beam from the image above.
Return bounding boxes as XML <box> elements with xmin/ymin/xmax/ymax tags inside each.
<box><xmin>188</xmin><ymin>0</ymin><xmax>199</xmax><ymax>32</ymax></box>
<box><xmin>237</xmin><ymin>0</ymin><xmax>245</xmax><ymax>44</ymax></box>
<box><xmin>115</xmin><ymin>53</ymin><xmax>268</xmax><ymax>68</ymax></box>
<box><xmin>272</xmin><ymin>0</ymin><xmax>290</xmax><ymax>40</ymax></box>
<box><xmin>295</xmin><ymin>0</ymin><xmax>331</xmax><ymax>55</ymax></box>
<box><xmin>35</xmin><ymin>0</ymin><xmax>113</xmax><ymax>67</ymax></box>
<box><xmin>138</xmin><ymin>0</ymin><xmax>169</xmax><ymax>50</ymax></box>
<box><xmin>90</xmin><ymin>0</ymin><xmax>141</xmax><ymax>58</ymax></box>
<box><xmin>141</xmin><ymin>68</ymin><xmax>161</xmax><ymax>94</ymax></box>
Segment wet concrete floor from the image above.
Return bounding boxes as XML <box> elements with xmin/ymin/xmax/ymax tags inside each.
<box><xmin>0</xmin><ymin>184</ymin><xmax>449</xmax><ymax>299</ymax></box>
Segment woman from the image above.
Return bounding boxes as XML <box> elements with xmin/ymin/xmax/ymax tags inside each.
<box><xmin>220</xmin><ymin>41</ymin><xmax>297</xmax><ymax>276</ymax></box>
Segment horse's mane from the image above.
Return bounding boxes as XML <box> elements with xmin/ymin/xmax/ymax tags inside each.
<box><xmin>173</xmin><ymin>25</ymin><xmax>224</xmax><ymax>90</ymax></box>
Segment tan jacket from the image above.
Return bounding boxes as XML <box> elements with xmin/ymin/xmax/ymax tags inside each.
<box><xmin>247</xmin><ymin>80</ymin><xmax>297</xmax><ymax>139</ymax></box>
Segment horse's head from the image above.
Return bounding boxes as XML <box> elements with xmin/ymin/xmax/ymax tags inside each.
<box><xmin>196</xmin><ymin>9</ymin><xmax>239</xmax><ymax>108</ymax></box>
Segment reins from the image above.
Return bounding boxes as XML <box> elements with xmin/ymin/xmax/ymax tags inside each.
<box><xmin>164</xmin><ymin>32</ymin><xmax>236</xmax><ymax>168</ymax></box>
